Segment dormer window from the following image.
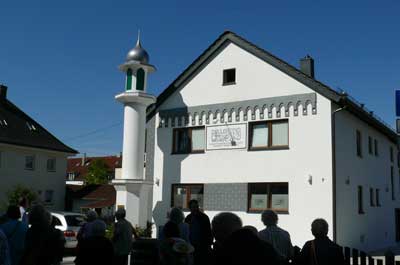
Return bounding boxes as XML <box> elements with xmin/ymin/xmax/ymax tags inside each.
<box><xmin>223</xmin><ymin>68</ymin><xmax>236</xmax><ymax>85</ymax></box>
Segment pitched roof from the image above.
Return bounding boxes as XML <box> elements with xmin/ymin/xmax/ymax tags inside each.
<box><xmin>66</xmin><ymin>184</ymin><xmax>116</xmax><ymax>209</ymax></box>
<box><xmin>67</xmin><ymin>155</ymin><xmax>122</xmax><ymax>181</ymax></box>
<box><xmin>147</xmin><ymin>31</ymin><xmax>398</xmax><ymax>143</ymax></box>
<box><xmin>0</xmin><ymin>96</ymin><xmax>78</xmax><ymax>153</ymax></box>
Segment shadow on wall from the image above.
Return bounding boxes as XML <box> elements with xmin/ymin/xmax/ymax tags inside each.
<box><xmin>153</xmin><ymin>92</ymin><xmax>189</xmax><ymax>235</ymax></box>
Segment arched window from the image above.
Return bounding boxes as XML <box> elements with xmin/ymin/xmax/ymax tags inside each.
<box><xmin>126</xmin><ymin>68</ymin><xmax>133</xmax><ymax>91</ymax></box>
<box><xmin>136</xmin><ymin>68</ymin><xmax>145</xmax><ymax>91</ymax></box>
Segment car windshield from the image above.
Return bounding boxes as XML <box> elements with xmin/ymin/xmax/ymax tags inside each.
<box><xmin>65</xmin><ymin>215</ymin><xmax>85</xmax><ymax>227</ymax></box>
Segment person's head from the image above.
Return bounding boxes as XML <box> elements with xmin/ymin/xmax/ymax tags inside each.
<box><xmin>169</xmin><ymin>207</ymin><xmax>185</xmax><ymax>224</ymax></box>
<box><xmin>115</xmin><ymin>208</ymin><xmax>126</xmax><ymax>221</ymax></box>
<box><xmin>29</xmin><ymin>204</ymin><xmax>51</xmax><ymax>227</ymax></box>
<box><xmin>242</xmin><ymin>225</ymin><xmax>258</xmax><ymax>236</ymax></box>
<box><xmin>19</xmin><ymin>197</ymin><xmax>28</xmax><ymax>208</ymax></box>
<box><xmin>163</xmin><ymin>221</ymin><xmax>180</xmax><ymax>239</ymax></box>
<box><xmin>91</xmin><ymin>219</ymin><xmax>107</xmax><ymax>237</ymax></box>
<box><xmin>261</xmin><ymin>210</ymin><xmax>278</xmax><ymax>227</ymax></box>
<box><xmin>6</xmin><ymin>205</ymin><xmax>21</xmax><ymax>220</ymax></box>
<box><xmin>311</xmin><ymin>218</ymin><xmax>329</xmax><ymax>238</ymax></box>
<box><xmin>86</xmin><ymin>210</ymin><xmax>98</xmax><ymax>222</ymax></box>
<box><xmin>188</xmin><ymin>200</ymin><xmax>200</xmax><ymax>214</ymax></box>
<box><xmin>211</xmin><ymin>212</ymin><xmax>242</xmax><ymax>243</ymax></box>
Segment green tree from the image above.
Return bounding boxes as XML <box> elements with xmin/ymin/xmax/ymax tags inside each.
<box><xmin>84</xmin><ymin>159</ymin><xmax>110</xmax><ymax>185</ymax></box>
<box><xmin>6</xmin><ymin>185</ymin><xmax>38</xmax><ymax>207</ymax></box>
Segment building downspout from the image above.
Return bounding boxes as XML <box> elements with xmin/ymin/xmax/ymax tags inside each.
<box><xmin>332</xmin><ymin>105</ymin><xmax>346</xmax><ymax>243</ymax></box>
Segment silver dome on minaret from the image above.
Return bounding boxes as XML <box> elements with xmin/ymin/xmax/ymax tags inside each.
<box><xmin>126</xmin><ymin>34</ymin><xmax>149</xmax><ymax>64</ymax></box>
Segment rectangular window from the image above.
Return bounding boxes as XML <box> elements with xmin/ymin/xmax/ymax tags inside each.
<box><xmin>44</xmin><ymin>190</ymin><xmax>54</xmax><ymax>204</ymax></box>
<box><xmin>356</xmin><ymin>130</ymin><xmax>362</xmax><ymax>157</ymax></box>
<box><xmin>68</xmin><ymin>173</ymin><xmax>75</xmax><ymax>181</ymax></box>
<box><xmin>47</xmin><ymin>158</ymin><xmax>56</xmax><ymax>172</ymax></box>
<box><xmin>25</xmin><ymin>156</ymin><xmax>35</xmax><ymax>170</ymax></box>
<box><xmin>172</xmin><ymin>127</ymin><xmax>205</xmax><ymax>154</ymax></box>
<box><xmin>249</xmin><ymin>120</ymin><xmax>289</xmax><ymax>150</ymax></box>
<box><xmin>368</xmin><ymin>136</ymin><xmax>373</xmax><ymax>154</ymax></box>
<box><xmin>374</xmin><ymin>139</ymin><xmax>379</xmax><ymax>156</ymax></box>
<box><xmin>171</xmin><ymin>184</ymin><xmax>204</xmax><ymax>210</ymax></box>
<box><xmin>391</xmin><ymin>147</ymin><xmax>394</xmax><ymax>163</ymax></box>
<box><xmin>223</xmin><ymin>68</ymin><xmax>236</xmax><ymax>85</ymax></box>
<box><xmin>370</xmin><ymin>188</ymin><xmax>375</xmax><ymax>207</ymax></box>
<box><xmin>248</xmin><ymin>183</ymin><xmax>289</xmax><ymax>213</ymax></box>
<box><xmin>392</xmin><ymin>166</ymin><xmax>395</xmax><ymax>200</ymax></box>
<box><xmin>376</xmin><ymin>189</ymin><xmax>381</xmax><ymax>206</ymax></box>
<box><xmin>358</xmin><ymin>186</ymin><xmax>364</xmax><ymax>214</ymax></box>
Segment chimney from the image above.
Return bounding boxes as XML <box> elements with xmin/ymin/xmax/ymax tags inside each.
<box><xmin>300</xmin><ymin>55</ymin><xmax>315</xmax><ymax>79</ymax></box>
<box><xmin>0</xmin><ymin>85</ymin><xmax>7</xmax><ymax>100</ymax></box>
<box><xmin>82</xmin><ymin>153</ymin><xmax>86</xmax><ymax>166</ymax></box>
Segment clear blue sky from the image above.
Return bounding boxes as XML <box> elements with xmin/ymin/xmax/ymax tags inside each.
<box><xmin>1</xmin><ymin>0</ymin><xmax>399</xmax><ymax>156</ymax></box>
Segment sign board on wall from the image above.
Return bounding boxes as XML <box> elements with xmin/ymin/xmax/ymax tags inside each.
<box><xmin>206</xmin><ymin>123</ymin><xmax>247</xmax><ymax>150</ymax></box>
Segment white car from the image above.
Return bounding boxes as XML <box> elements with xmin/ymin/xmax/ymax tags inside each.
<box><xmin>51</xmin><ymin>212</ymin><xmax>85</xmax><ymax>249</ymax></box>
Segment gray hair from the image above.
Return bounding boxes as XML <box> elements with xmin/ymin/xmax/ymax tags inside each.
<box><xmin>212</xmin><ymin>212</ymin><xmax>242</xmax><ymax>243</ymax></box>
<box><xmin>86</xmin><ymin>210</ymin><xmax>98</xmax><ymax>222</ymax></box>
<box><xmin>261</xmin><ymin>210</ymin><xmax>278</xmax><ymax>226</ymax></box>
<box><xmin>90</xmin><ymin>219</ymin><xmax>107</xmax><ymax>237</ymax></box>
<box><xmin>311</xmin><ymin>218</ymin><xmax>329</xmax><ymax>238</ymax></box>
<box><xmin>169</xmin><ymin>207</ymin><xmax>185</xmax><ymax>224</ymax></box>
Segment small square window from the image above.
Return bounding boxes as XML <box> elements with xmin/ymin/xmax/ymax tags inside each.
<box><xmin>44</xmin><ymin>190</ymin><xmax>54</xmax><ymax>204</ymax></box>
<box><xmin>172</xmin><ymin>127</ymin><xmax>205</xmax><ymax>154</ymax></box>
<box><xmin>47</xmin><ymin>158</ymin><xmax>56</xmax><ymax>172</ymax></box>
<box><xmin>171</xmin><ymin>184</ymin><xmax>204</xmax><ymax>210</ymax></box>
<box><xmin>25</xmin><ymin>156</ymin><xmax>35</xmax><ymax>170</ymax></box>
<box><xmin>223</xmin><ymin>68</ymin><xmax>236</xmax><ymax>85</ymax></box>
<box><xmin>248</xmin><ymin>183</ymin><xmax>289</xmax><ymax>213</ymax></box>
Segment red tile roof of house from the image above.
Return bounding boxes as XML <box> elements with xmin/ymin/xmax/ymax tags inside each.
<box><xmin>66</xmin><ymin>155</ymin><xmax>122</xmax><ymax>181</ymax></box>
<box><xmin>66</xmin><ymin>184</ymin><xmax>116</xmax><ymax>209</ymax></box>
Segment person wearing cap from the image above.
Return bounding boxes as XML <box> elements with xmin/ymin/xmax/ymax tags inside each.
<box><xmin>77</xmin><ymin>210</ymin><xmax>98</xmax><ymax>244</ymax></box>
<box><xmin>112</xmin><ymin>208</ymin><xmax>138</xmax><ymax>265</ymax></box>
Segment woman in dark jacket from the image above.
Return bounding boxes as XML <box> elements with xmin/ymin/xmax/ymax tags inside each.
<box><xmin>75</xmin><ymin>219</ymin><xmax>113</xmax><ymax>265</ymax></box>
<box><xmin>20</xmin><ymin>205</ymin><xmax>65</xmax><ymax>265</ymax></box>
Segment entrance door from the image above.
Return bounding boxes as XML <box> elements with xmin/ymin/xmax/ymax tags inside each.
<box><xmin>395</xmin><ymin>209</ymin><xmax>400</xmax><ymax>242</ymax></box>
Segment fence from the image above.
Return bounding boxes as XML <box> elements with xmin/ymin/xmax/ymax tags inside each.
<box><xmin>343</xmin><ymin>247</ymin><xmax>399</xmax><ymax>265</ymax></box>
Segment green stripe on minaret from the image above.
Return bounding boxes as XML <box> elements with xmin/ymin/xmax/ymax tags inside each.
<box><xmin>126</xmin><ymin>69</ymin><xmax>133</xmax><ymax>90</ymax></box>
<box><xmin>136</xmin><ymin>68</ymin><xmax>145</xmax><ymax>91</ymax></box>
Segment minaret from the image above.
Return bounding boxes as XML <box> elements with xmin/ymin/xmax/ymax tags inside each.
<box><xmin>113</xmin><ymin>33</ymin><xmax>156</xmax><ymax>227</ymax></box>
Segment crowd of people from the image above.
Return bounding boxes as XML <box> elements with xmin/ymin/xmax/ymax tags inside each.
<box><xmin>0</xmin><ymin>198</ymin><xmax>345</xmax><ymax>265</ymax></box>
<box><xmin>157</xmin><ymin>199</ymin><xmax>345</xmax><ymax>265</ymax></box>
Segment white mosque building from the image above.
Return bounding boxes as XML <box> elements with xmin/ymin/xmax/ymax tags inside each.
<box><xmin>114</xmin><ymin>31</ymin><xmax>400</xmax><ymax>252</ymax></box>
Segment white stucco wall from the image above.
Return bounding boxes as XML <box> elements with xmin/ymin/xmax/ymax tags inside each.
<box><xmin>0</xmin><ymin>143</ymin><xmax>69</xmax><ymax>211</ymax></box>
<box><xmin>335</xmin><ymin>108</ymin><xmax>400</xmax><ymax>252</ymax></box>
<box><xmin>149</xmin><ymin>42</ymin><xmax>334</xmax><ymax>247</ymax></box>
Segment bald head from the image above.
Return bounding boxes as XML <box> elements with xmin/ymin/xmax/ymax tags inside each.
<box><xmin>212</xmin><ymin>212</ymin><xmax>242</xmax><ymax>243</ymax></box>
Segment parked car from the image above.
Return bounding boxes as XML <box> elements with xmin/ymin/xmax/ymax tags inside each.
<box><xmin>51</xmin><ymin>212</ymin><xmax>85</xmax><ymax>249</ymax></box>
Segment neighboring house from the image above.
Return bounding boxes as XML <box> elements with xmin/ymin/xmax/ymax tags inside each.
<box><xmin>0</xmin><ymin>85</ymin><xmax>77</xmax><ymax>210</ymax></box>
<box><xmin>66</xmin><ymin>155</ymin><xmax>122</xmax><ymax>185</ymax></box>
<box><xmin>65</xmin><ymin>184</ymin><xmax>116</xmax><ymax>216</ymax></box>
<box><xmin>144</xmin><ymin>31</ymin><xmax>400</xmax><ymax>252</ymax></box>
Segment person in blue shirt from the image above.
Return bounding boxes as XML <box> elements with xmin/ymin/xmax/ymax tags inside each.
<box><xmin>0</xmin><ymin>205</ymin><xmax>28</xmax><ymax>265</ymax></box>
<box><xmin>0</xmin><ymin>229</ymin><xmax>11</xmax><ymax>265</ymax></box>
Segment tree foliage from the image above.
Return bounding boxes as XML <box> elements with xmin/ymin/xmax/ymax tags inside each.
<box><xmin>6</xmin><ymin>185</ymin><xmax>38</xmax><ymax>207</ymax></box>
<box><xmin>84</xmin><ymin>159</ymin><xmax>110</xmax><ymax>185</ymax></box>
